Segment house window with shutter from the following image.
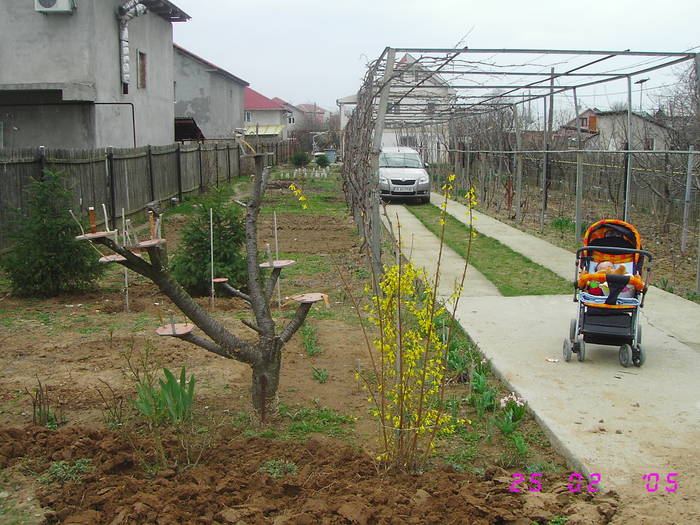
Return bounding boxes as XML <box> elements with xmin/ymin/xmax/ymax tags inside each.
<box><xmin>644</xmin><ymin>138</ymin><xmax>655</xmax><ymax>150</ymax></box>
<box><xmin>245</xmin><ymin>111</ymin><xmax>251</xmax><ymax>123</ymax></box>
<box><xmin>579</xmin><ymin>117</ymin><xmax>588</xmax><ymax>128</ymax></box>
<box><xmin>137</xmin><ymin>51</ymin><xmax>147</xmax><ymax>89</ymax></box>
<box><xmin>287</xmin><ymin>115</ymin><xmax>295</xmax><ymax>124</ymax></box>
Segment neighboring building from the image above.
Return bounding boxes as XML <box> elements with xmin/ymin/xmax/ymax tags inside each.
<box><xmin>244</xmin><ymin>88</ymin><xmax>290</xmax><ymax>139</ymax></box>
<box><xmin>0</xmin><ymin>0</ymin><xmax>189</xmax><ymax>149</ymax></box>
<box><xmin>556</xmin><ymin>108</ymin><xmax>672</xmax><ymax>151</ymax></box>
<box><xmin>380</xmin><ymin>53</ymin><xmax>457</xmax><ymax>162</ymax></box>
<box><xmin>296</xmin><ymin>103</ymin><xmax>332</xmax><ymax>130</ymax></box>
<box><xmin>174</xmin><ymin>44</ymin><xmax>248</xmax><ymax>141</ymax></box>
<box><xmin>272</xmin><ymin>98</ymin><xmax>304</xmax><ymax>133</ymax></box>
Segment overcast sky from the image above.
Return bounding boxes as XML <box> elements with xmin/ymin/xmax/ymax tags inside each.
<box><xmin>172</xmin><ymin>0</ymin><xmax>698</xmax><ymax>114</ymax></box>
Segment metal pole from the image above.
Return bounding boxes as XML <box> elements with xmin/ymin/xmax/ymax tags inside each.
<box><xmin>681</xmin><ymin>146</ymin><xmax>695</xmax><ymax>253</ymax></box>
<box><xmin>540</xmin><ymin>96</ymin><xmax>547</xmax><ymax>232</ymax></box>
<box><xmin>147</xmin><ymin>145</ymin><xmax>155</xmax><ymax>202</ymax></box>
<box><xmin>573</xmin><ymin>88</ymin><xmax>583</xmax><ymax>242</ymax></box>
<box><xmin>624</xmin><ymin>76</ymin><xmax>633</xmax><ymax>221</ymax></box>
<box><xmin>696</xmin><ymin>217</ymin><xmax>700</xmax><ymax>294</ymax></box>
<box><xmin>513</xmin><ymin>104</ymin><xmax>523</xmax><ymax>220</ymax></box>
<box><xmin>369</xmin><ymin>47</ymin><xmax>396</xmax><ymax>277</ymax></box>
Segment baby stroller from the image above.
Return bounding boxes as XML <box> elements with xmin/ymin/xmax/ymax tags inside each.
<box><xmin>564</xmin><ymin>219</ymin><xmax>653</xmax><ymax>367</ymax></box>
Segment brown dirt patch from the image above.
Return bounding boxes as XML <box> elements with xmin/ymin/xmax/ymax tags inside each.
<box><xmin>0</xmin><ymin>426</ymin><xmax>619</xmax><ymax>525</ymax></box>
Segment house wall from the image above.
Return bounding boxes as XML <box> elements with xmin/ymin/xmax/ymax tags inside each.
<box><xmin>592</xmin><ymin>114</ymin><xmax>670</xmax><ymax>151</ymax></box>
<box><xmin>0</xmin><ymin>104</ymin><xmax>93</xmax><ymax>149</ymax></box>
<box><xmin>174</xmin><ymin>52</ymin><xmax>245</xmax><ymax>138</ymax></box>
<box><xmin>248</xmin><ymin>109</ymin><xmax>285</xmax><ymax>127</ymax></box>
<box><xmin>1</xmin><ymin>0</ymin><xmax>176</xmax><ymax>149</ymax></box>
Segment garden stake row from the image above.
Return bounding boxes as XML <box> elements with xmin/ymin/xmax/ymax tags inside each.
<box><xmin>75</xmin><ymin>156</ymin><xmax>325</xmax><ymax>418</ymax></box>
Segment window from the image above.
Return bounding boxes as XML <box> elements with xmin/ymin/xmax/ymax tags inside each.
<box><xmin>173</xmin><ymin>81</ymin><xmax>177</xmax><ymax>102</ymax></box>
<box><xmin>644</xmin><ymin>137</ymin><xmax>655</xmax><ymax>150</ymax></box>
<box><xmin>245</xmin><ymin>111</ymin><xmax>251</xmax><ymax>123</ymax></box>
<box><xmin>287</xmin><ymin>115</ymin><xmax>295</xmax><ymax>124</ymax></box>
<box><xmin>579</xmin><ymin>117</ymin><xmax>588</xmax><ymax>128</ymax></box>
<box><xmin>137</xmin><ymin>51</ymin><xmax>147</xmax><ymax>89</ymax></box>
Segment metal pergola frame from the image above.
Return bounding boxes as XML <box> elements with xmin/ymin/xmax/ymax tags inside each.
<box><xmin>367</xmin><ymin>46</ymin><xmax>699</xmax><ymax>235</ymax></box>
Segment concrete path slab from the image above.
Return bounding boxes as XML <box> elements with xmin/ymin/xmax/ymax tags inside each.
<box><xmin>381</xmin><ymin>204</ymin><xmax>501</xmax><ymax>299</ymax></box>
<box><xmin>435</xmin><ymin>193</ymin><xmax>700</xmax><ymax>351</ymax></box>
<box><xmin>394</xmin><ymin>197</ymin><xmax>700</xmax><ymax>522</ymax></box>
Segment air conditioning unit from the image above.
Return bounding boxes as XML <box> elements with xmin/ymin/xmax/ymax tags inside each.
<box><xmin>35</xmin><ymin>0</ymin><xmax>76</xmax><ymax>13</ymax></box>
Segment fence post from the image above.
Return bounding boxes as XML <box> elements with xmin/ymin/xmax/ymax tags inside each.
<box><xmin>37</xmin><ymin>146</ymin><xmax>46</xmax><ymax>179</ymax></box>
<box><xmin>176</xmin><ymin>143</ymin><xmax>183</xmax><ymax>202</ymax></box>
<box><xmin>107</xmin><ymin>147</ymin><xmax>116</xmax><ymax>228</ymax></box>
<box><xmin>147</xmin><ymin>145</ymin><xmax>155</xmax><ymax>202</ymax></box>
<box><xmin>236</xmin><ymin>143</ymin><xmax>241</xmax><ymax>177</ymax></box>
<box><xmin>198</xmin><ymin>142</ymin><xmax>204</xmax><ymax>193</ymax></box>
<box><xmin>681</xmin><ymin>146</ymin><xmax>695</xmax><ymax>253</ymax></box>
<box><xmin>226</xmin><ymin>143</ymin><xmax>231</xmax><ymax>182</ymax></box>
<box><xmin>215</xmin><ymin>144</ymin><xmax>220</xmax><ymax>188</ymax></box>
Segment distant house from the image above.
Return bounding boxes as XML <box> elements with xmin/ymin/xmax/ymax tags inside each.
<box><xmin>0</xmin><ymin>0</ymin><xmax>189</xmax><ymax>149</ymax></box>
<box><xmin>272</xmin><ymin>98</ymin><xmax>304</xmax><ymax>133</ymax></box>
<box><xmin>244</xmin><ymin>88</ymin><xmax>290</xmax><ymax>139</ymax></box>
<box><xmin>555</xmin><ymin>108</ymin><xmax>671</xmax><ymax>151</ymax></box>
<box><xmin>173</xmin><ymin>44</ymin><xmax>249</xmax><ymax>141</ymax></box>
<box><xmin>296</xmin><ymin>104</ymin><xmax>331</xmax><ymax>130</ymax></box>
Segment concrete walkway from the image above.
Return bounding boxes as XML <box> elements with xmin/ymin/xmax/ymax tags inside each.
<box><xmin>380</xmin><ymin>205</ymin><xmax>501</xmax><ymax>299</ymax></box>
<box><xmin>393</xmin><ymin>196</ymin><xmax>700</xmax><ymax>523</ymax></box>
<box><xmin>437</xmin><ymin>193</ymin><xmax>700</xmax><ymax>352</ymax></box>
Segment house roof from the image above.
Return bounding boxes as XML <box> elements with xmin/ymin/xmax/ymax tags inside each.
<box><xmin>140</xmin><ymin>0</ymin><xmax>190</xmax><ymax>22</ymax></box>
<box><xmin>272</xmin><ymin>97</ymin><xmax>302</xmax><ymax>112</ymax></box>
<box><xmin>173</xmin><ymin>44</ymin><xmax>249</xmax><ymax>86</ymax></box>
<box><xmin>175</xmin><ymin>117</ymin><xmax>205</xmax><ymax>141</ymax></box>
<box><xmin>297</xmin><ymin>104</ymin><xmax>329</xmax><ymax>114</ymax></box>
<box><xmin>245</xmin><ymin>88</ymin><xmax>285</xmax><ymax>110</ymax></box>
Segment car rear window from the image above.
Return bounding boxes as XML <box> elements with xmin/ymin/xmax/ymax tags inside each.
<box><xmin>379</xmin><ymin>153</ymin><xmax>423</xmax><ymax>168</ymax></box>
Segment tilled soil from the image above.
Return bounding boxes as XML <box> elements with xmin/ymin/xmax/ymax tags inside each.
<box><xmin>0</xmin><ymin>426</ymin><xmax>619</xmax><ymax>525</ymax></box>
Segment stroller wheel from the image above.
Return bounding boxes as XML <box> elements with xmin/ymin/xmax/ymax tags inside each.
<box><xmin>569</xmin><ymin>319</ymin><xmax>577</xmax><ymax>342</ymax></box>
<box><xmin>577</xmin><ymin>340</ymin><xmax>586</xmax><ymax>362</ymax></box>
<box><xmin>619</xmin><ymin>344</ymin><xmax>633</xmax><ymax>368</ymax></box>
<box><xmin>563</xmin><ymin>338</ymin><xmax>573</xmax><ymax>362</ymax></box>
<box><xmin>633</xmin><ymin>344</ymin><xmax>646</xmax><ymax>367</ymax></box>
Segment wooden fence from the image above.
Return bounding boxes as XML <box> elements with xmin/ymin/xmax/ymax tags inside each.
<box><xmin>0</xmin><ymin>139</ymin><xmax>295</xmax><ymax>250</ymax></box>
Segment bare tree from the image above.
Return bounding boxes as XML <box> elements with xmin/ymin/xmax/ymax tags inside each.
<box><xmin>85</xmin><ymin>155</ymin><xmax>318</xmax><ymax>421</ymax></box>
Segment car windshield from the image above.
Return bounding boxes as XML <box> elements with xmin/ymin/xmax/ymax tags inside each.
<box><xmin>379</xmin><ymin>152</ymin><xmax>423</xmax><ymax>168</ymax></box>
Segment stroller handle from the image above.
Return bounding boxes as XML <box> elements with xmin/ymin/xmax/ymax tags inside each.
<box><xmin>576</xmin><ymin>246</ymin><xmax>653</xmax><ymax>262</ymax></box>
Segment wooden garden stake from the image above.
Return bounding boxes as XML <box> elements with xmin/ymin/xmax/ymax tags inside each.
<box><xmin>210</xmin><ymin>207</ymin><xmax>215</xmax><ymax>308</ymax></box>
<box><xmin>148</xmin><ymin>210</ymin><xmax>156</xmax><ymax>240</ymax></box>
<box><xmin>273</xmin><ymin>212</ymin><xmax>281</xmax><ymax>308</ymax></box>
<box><xmin>122</xmin><ymin>208</ymin><xmax>130</xmax><ymax>313</ymax></box>
<box><xmin>88</xmin><ymin>207</ymin><xmax>96</xmax><ymax>233</ymax></box>
<box><xmin>102</xmin><ymin>203</ymin><xmax>110</xmax><ymax>232</ymax></box>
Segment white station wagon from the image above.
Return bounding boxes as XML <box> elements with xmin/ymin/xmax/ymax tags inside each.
<box><xmin>377</xmin><ymin>147</ymin><xmax>431</xmax><ymax>204</ymax></box>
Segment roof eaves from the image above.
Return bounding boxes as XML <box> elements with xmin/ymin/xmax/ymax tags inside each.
<box><xmin>174</xmin><ymin>44</ymin><xmax>249</xmax><ymax>87</ymax></box>
<box><xmin>141</xmin><ymin>0</ymin><xmax>190</xmax><ymax>22</ymax></box>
